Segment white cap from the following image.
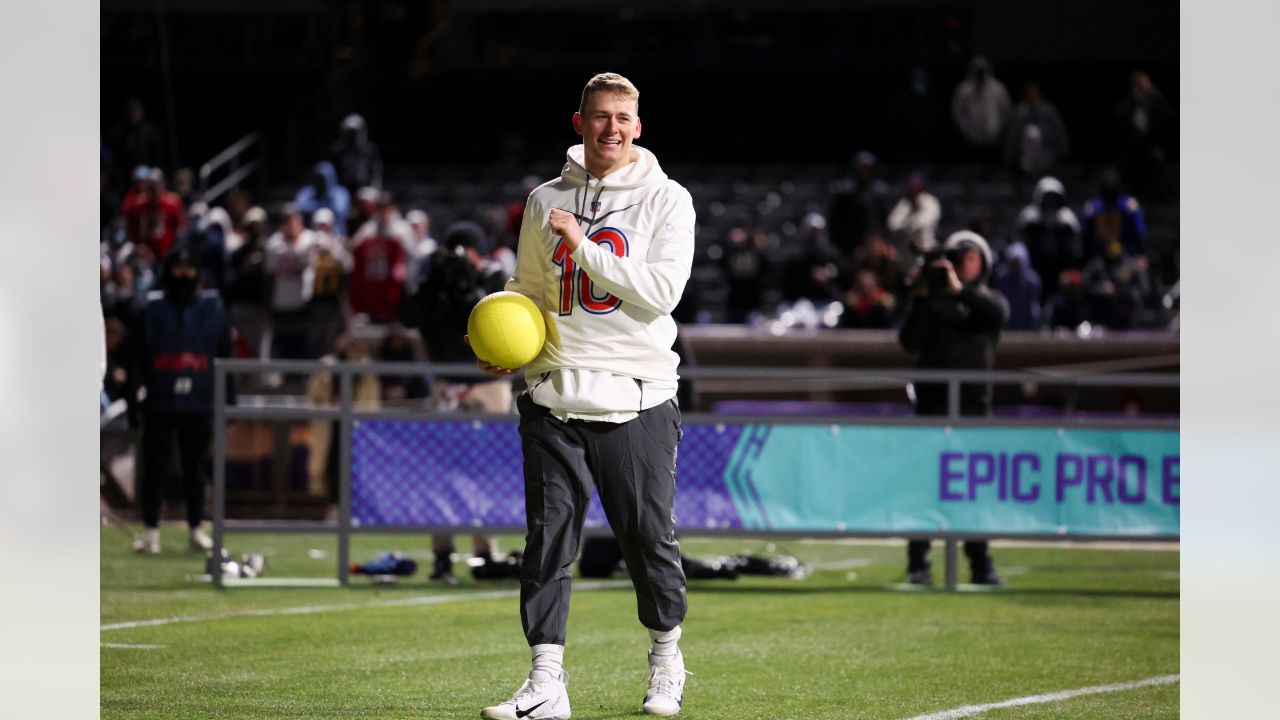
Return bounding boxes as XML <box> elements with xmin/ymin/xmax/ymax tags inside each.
<box><xmin>312</xmin><ymin>208</ymin><xmax>336</xmax><ymax>227</ymax></box>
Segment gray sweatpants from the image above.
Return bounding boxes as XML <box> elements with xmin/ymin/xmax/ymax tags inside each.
<box><xmin>516</xmin><ymin>392</ymin><xmax>687</xmax><ymax>646</ymax></box>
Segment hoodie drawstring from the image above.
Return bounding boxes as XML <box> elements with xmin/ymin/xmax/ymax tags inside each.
<box><xmin>577</xmin><ymin>171</ymin><xmax>605</xmax><ymax>234</ymax></box>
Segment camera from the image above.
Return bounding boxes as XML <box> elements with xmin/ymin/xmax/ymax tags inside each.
<box><xmin>919</xmin><ymin>248</ymin><xmax>960</xmax><ymax>293</ymax></box>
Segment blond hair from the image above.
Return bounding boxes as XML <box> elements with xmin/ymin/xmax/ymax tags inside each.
<box><xmin>579</xmin><ymin>72</ymin><xmax>639</xmax><ymax>114</ymax></box>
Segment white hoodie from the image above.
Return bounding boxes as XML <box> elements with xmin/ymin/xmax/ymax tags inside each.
<box><xmin>507</xmin><ymin>144</ymin><xmax>695</xmax><ymax>422</ymax></box>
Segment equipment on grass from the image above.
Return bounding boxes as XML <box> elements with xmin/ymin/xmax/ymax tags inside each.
<box><xmin>207</xmin><ymin>548</ymin><xmax>266</xmax><ymax>580</ymax></box>
<box><xmin>350</xmin><ymin>551</ymin><xmax>418</xmax><ymax>578</ymax></box>
<box><xmin>470</xmin><ymin>550</ymin><xmax>523</xmax><ymax>580</ymax></box>
<box><xmin>466</xmin><ymin>291</ymin><xmax>546</xmax><ymax>369</ymax></box>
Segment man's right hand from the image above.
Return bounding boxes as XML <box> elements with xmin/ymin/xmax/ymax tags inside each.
<box><xmin>463</xmin><ymin>335</ymin><xmax>517</xmax><ymax>377</ymax></box>
<box><xmin>930</xmin><ymin>257</ymin><xmax>963</xmax><ymax>295</ymax></box>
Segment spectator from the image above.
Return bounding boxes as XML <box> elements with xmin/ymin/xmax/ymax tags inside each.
<box><xmin>350</xmin><ymin>186</ymin><xmax>381</xmax><ymax>235</ymax></box>
<box><xmin>504</xmin><ymin>174</ymin><xmax>542</xmax><ymax>249</ymax></box>
<box><xmin>1081</xmin><ymin>239</ymin><xmax>1151</xmax><ymax>330</ymax></box>
<box><xmin>1042</xmin><ymin>269</ymin><xmax>1091</xmax><ymax>332</ymax></box>
<box><xmin>377</xmin><ymin>327</ymin><xmax>430</xmax><ymax>403</ymax></box>
<box><xmin>403</xmin><ymin>220</ymin><xmax>507</xmax><ymax>367</ymax></box>
<box><xmin>305</xmin><ymin>335</ymin><xmax>381</xmax><ymax>501</ymax></box>
<box><xmin>401</xmin><ymin>220</ymin><xmax>510</xmax><ymax>582</ymax></box>
<box><xmin>102</xmin><ymin>316</ymin><xmax>136</xmax><ymax>406</ymax></box>
<box><xmin>404</xmin><ymin>209</ymin><xmax>438</xmax><ymax>295</ymax></box>
<box><xmin>181</xmin><ymin>202</ymin><xmax>229</xmax><ymax>294</ymax></box>
<box><xmin>1004</xmin><ymin>83</ymin><xmax>1070</xmax><ymax>176</ymax></box>
<box><xmin>1112</xmin><ymin>71</ymin><xmax>1176</xmax><ymax>199</ymax></box>
<box><xmin>887</xmin><ymin>172</ymin><xmax>942</xmax><ymax>255</ymax></box>
<box><xmin>265</xmin><ymin>205</ymin><xmax>317</xmax><ymax>359</ymax></box>
<box><xmin>992</xmin><ymin>241</ymin><xmax>1042</xmax><ymax>330</ymax></box>
<box><xmin>898</xmin><ymin>230</ymin><xmax>1008</xmax><ymax>586</ymax></box>
<box><xmin>294</xmin><ymin>161</ymin><xmax>352</xmax><ymax>236</ymax></box>
<box><xmin>329</xmin><ymin>114</ymin><xmax>383</xmax><ymax>190</ymax></box>
<box><xmin>205</xmin><ymin>207</ymin><xmax>236</xmax><ymax>291</ymax></box>
<box><xmin>781</xmin><ymin>212</ymin><xmax>841</xmax><ymax>303</ymax></box>
<box><xmin>951</xmin><ymin>56</ymin><xmax>1011</xmax><ymax>157</ymax></box>
<box><xmin>109</xmin><ymin>98</ymin><xmax>165</xmax><ymax>188</ymax></box>
<box><xmin>225</xmin><ymin>207</ymin><xmax>272</xmax><ymax>360</ymax></box>
<box><xmin>851</xmin><ymin>232</ymin><xmax>907</xmax><ymax>304</ymax></box>
<box><xmin>349</xmin><ymin>192</ymin><xmax>409</xmax><ymax>323</ymax></box>
<box><xmin>828</xmin><ymin>150</ymin><xmax>893</xmax><ymax>256</ymax></box>
<box><xmin>129</xmin><ymin>249</ymin><xmax>232</xmax><ymax>555</ymax></box>
<box><xmin>841</xmin><ymin>269</ymin><xmax>896</xmax><ymax>329</ymax></box>
<box><xmin>352</xmin><ymin>190</ymin><xmax>414</xmax><ymax>254</ymax></box>
<box><xmin>123</xmin><ymin>167</ymin><xmax>184</xmax><ymax>259</ymax></box>
<box><xmin>720</xmin><ymin>226</ymin><xmax>769</xmax><ymax>323</ymax></box>
<box><xmin>224</xmin><ymin>188</ymin><xmax>253</xmax><ymax>234</ymax></box>
<box><xmin>101</xmin><ymin>254</ymin><xmax>149</xmax><ymax>327</ymax></box>
<box><xmin>173</xmin><ymin>167</ymin><xmax>197</xmax><ymax>207</ymax></box>
<box><xmin>306</xmin><ymin>208</ymin><xmax>352</xmax><ymax>360</ymax></box>
<box><xmin>1082</xmin><ymin>168</ymin><xmax>1148</xmax><ymax>262</ymax></box>
<box><xmin>1016</xmin><ymin>176</ymin><xmax>1083</xmax><ymax>301</ymax></box>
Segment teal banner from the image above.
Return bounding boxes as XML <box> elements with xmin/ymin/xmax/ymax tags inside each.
<box><xmin>720</xmin><ymin>424</ymin><xmax>1179</xmax><ymax>537</ymax></box>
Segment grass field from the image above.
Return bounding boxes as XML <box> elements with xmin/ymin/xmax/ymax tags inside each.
<box><xmin>101</xmin><ymin>525</ymin><xmax>1178</xmax><ymax>719</ymax></box>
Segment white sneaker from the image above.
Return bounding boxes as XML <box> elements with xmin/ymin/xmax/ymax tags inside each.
<box><xmin>189</xmin><ymin>526</ymin><xmax>213</xmax><ymax>552</ymax></box>
<box><xmin>481</xmin><ymin>672</ymin><xmax>571</xmax><ymax>720</ymax></box>
<box><xmin>642</xmin><ymin>652</ymin><xmax>687</xmax><ymax>716</ymax></box>
<box><xmin>132</xmin><ymin>529</ymin><xmax>161</xmax><ymax>555</ymax></box>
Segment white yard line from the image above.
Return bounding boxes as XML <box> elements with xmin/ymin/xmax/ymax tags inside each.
<box><xmin>101</xmin><ymin>580</ymin><xmax>627</xmax><ymax>632</ymax></box>
<box><xmin>795</xmin><ymin>538</ymin><xmax>1179</xmax><ymax>551</ymax></box>
<box><xmin>900</xmin><ymin>674</ymin><xmax>1180</xmax><ymax>720</ymax></box>
<box><xmin>807</xmin><ymin>558</ymin><xmax>874</xmax><ymax>570</ymax></box>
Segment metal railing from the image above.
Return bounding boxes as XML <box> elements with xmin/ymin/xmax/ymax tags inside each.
<box><xmin>198</xmin><ymin>131</ymin><xmax>262</xmax><ymax>207</ymax></box>
<box><xmin>211</xmin><ymin>359</ymin><xmax>1179</xmax><ymax>589</ymax></box>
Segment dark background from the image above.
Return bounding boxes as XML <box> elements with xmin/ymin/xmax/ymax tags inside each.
<box><xmin>102</xmin><ymin>0</ymin><xmax>1178</xmax><ymax>180</ymax></box>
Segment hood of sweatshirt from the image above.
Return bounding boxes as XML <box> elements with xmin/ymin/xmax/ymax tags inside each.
<box><xmin>1030</xmin><ymin>175</ymin><xmax>1066</xmax><ymax>207</ymax></box>
<box><xmin>562</xmin><ymin>144</ymin><xmax>668</xmax><ymax>190</ymax></box>
<box><xmin>943</xmin><ymin>229</ymin><xmax>994</xmax><ymax>284</ymax></box>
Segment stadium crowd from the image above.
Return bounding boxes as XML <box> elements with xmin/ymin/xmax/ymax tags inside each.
<box><xmin>100</xmin><ymin>62</ymin><xmax>1177</xmax><ymax>409</ymax></box>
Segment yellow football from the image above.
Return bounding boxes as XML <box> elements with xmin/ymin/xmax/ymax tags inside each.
<box><xmin>466</xmin><ymin>291</ymin><xmax>547</xmax><ymax>369</ymax></box>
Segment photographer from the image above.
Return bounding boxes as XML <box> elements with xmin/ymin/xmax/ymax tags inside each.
<box><xmin>898</xmin><ymin>230</ymin><xmax>1009</xmax><ymax>585</ymax></box>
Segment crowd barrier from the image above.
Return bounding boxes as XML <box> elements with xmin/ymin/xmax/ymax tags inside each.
<box><xmin>212</xmin><ymin>360</ymin><xmax>1179</xmax><ymax>589</ymax></box>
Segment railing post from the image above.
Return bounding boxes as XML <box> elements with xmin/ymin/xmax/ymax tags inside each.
<box><xmin>947</xmin><ymin>379</ymin><xmax>961</xmax><ymax>420</ymax></box>
<box><xmin>338</xmin><ymin>364</ymin><xmax>353</xmax><ymax>586</ymax></box>
<box><xmin>944</xmin><ymin>538</ymin><xmax>958</xmax><ymax>590</ymax></box>
<box><xmin>212</xmin><ymin>361</ymin><xmax>226</xmax><ymax>589</ymax></box>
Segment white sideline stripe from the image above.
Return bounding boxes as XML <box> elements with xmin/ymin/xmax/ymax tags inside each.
<box><xmin>900</xmin><ymin>674</ymin><xmax>1180</xmax><ymax>720</ymax></box>
<box><xmin>101</xmin><ymin>580</ymin><xmax>627</xmax><ymax>632</ymax></box>
<box><xmin>808</xmin><ymin>558</ymin><xmax>874</xmax><ymax>570</ymax></box>
<box><xmin>101</xmin><ymin>643</ymin><xmax>165</xmax><ymax>650</ymax></box>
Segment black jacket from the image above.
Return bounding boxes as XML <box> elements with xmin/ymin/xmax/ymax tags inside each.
<box><xmin>898</xmin><ymin>284</ymin><xmax>1009</xmax><ymax>416</ymax></box>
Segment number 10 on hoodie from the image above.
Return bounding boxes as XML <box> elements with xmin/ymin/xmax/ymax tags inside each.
<box><xmin>552</xmin><ymin>228</ymin><xmax>629</xmax><ymax>316</ymax></box>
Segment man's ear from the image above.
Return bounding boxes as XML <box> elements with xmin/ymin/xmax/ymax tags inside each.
<box><xmin>633</xmin><ymin>116</ymin><xmax>641</xmax><ymax>139</ymax></box>
<box><xmin>572</xmin><ymin>112</ymin><xmax>583</xmax><ymax>136</ymax></box>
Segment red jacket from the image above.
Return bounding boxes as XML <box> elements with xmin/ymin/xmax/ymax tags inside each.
<box><xmin>123</xmin><ymin>189</ymin><xmax>184</xmax><ymax>258</ymax></box>
<box><xmin>349</xmin><ymin>234</ymin><xmax>407</xmax><ymax>322</ymax></box>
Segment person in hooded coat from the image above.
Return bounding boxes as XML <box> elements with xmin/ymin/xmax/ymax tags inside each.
<box><xmin>993</xmin><ymin>241</ymin><xmax>1043</xmax><ymax>331</ymax></box>
<box><xmin>898</xmin><ymin>230</ymin><xmax>1009</xmax><ymax>586</ymax></box>
<box><xmin>294</xmin><ymin>161</ymin><xmax>352</xmax><ymax>236</ymax></box>
<box><xmin>129</xmin><ymin>248</ymin><xmax>233</xmax><ymax>555</ymax></box>
<box><xmin>1016</xmin><ymin>175</ymin><xmax>1083</xmax><ymax>302</ymax></box>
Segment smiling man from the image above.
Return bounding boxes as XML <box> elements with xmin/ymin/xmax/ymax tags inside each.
<box><xmin>475</xmin><ymin>73</ymin><xmax>696</xmax><ymax>719</ymax></box>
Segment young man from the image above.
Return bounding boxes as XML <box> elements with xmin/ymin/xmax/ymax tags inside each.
<box><xmin>474</xmin><ymin>73</ymin><xmax>696</xmax><ymax>719</ymax></box>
